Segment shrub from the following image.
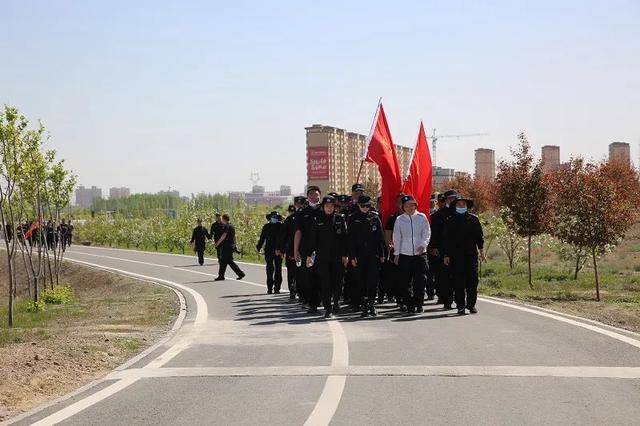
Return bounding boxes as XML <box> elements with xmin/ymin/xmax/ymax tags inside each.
<box><xmin>26</xmin><ymin>300</ymin><xmax>46</xmax><ymax>313</ymax></box>
<box><xmin>42</xmin><ymin>284</ymin><xmax>75</xmax><ymax>305</ymax></box>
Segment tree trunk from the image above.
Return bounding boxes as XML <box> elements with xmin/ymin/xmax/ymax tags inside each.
<box><xmin>574</xmin><ymin>255</ymin><xmax>580</xmax><ymax>280</ymax></box>
<box><xmin>592</xmin><ymin>246</ymin><xmax>600</xmax><ymax>301</ymax></box>
<box><xmin>33</xmin><ymin>276</ymin><xmax>38</xmax><ymax>304</ymax></box>
<box><xmin>527</xmin><ymin>235</ymin><xmax>533</xmax><ymax>289</ymax></box>
<box><xmin>8</xmin><ymin>255</ymin><xmax>14</xmax><ymax>327</ymax></box>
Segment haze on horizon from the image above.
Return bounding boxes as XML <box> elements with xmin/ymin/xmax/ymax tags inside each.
<box><xmin>1</xmin><ymin>1</ymin><xmax>638</xmax><ymax>197</ymax></box>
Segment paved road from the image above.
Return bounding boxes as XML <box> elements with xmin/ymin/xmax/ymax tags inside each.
<box><xmin>6</xmin><ymin>245</ymin><xmax>640</xmax><ymax>425</ymax></box>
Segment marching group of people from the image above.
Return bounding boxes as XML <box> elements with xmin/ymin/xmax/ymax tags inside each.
<box><xmin>194</xmin><ymin>183</ymin><xmax>485</xmax><ymax>319</ymax></box>
<box><xmin>4</xmin><ymin>219</ymin><xmax>74</xmax><ymax>251</ymax></box>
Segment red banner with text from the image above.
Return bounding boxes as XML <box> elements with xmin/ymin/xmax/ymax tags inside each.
<box><xmin>307</xmin><ymin>146</ymin><xmax>329</xmax><ymax>179</ymax></box>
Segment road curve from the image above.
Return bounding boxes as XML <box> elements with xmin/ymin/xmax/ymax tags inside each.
<box><xmin>6</xmin><ymin>245</ymin><xmax>640</xmax><ymax>426</ymax></box>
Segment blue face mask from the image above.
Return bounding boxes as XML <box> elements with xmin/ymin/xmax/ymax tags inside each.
<box><xmin>270</xmin><ymin>217</ymin><xmax>278</xmax><ymax>224</ymax></box>
<box><xmin>456</xmin><ymin>207</ymin><xmax>468</xmax><ymax>214</ymax></box>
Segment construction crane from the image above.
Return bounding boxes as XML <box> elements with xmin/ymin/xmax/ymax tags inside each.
<box><xmin>431</xmin><ymin>129</ymin><xmax>489</xmax><ymax>168</ymax></box>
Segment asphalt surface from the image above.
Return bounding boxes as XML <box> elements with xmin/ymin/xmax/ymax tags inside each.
<box><xmin>6</xmin><ymin>245</ymin><xmax>640</xmax><ymax>425</ymax></box>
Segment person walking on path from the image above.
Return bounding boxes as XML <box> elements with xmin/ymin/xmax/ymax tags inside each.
<box><xmin>190</xmin><ymin>218</ymin><xmax>210</xmax><ymax>266</ymax></box>
<box><xmin>257</xmin><ymin>211</ymin><xmax>284</xmax><ymax>294</ymax></box>
<box><xmin>214</xmin><ymin>214</ymin><xmax>245</xmax><ymax>281</ymax></box>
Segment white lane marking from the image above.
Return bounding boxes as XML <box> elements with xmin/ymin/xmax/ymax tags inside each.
<box><xmin>479</xmin><ymin>297</ymin><xmax>640</xmax><ymax>350</ymax></box>
<box><xmin>69</xmin><ymin>249</ymin><xmax>348</xmax><ymax>426</ymax></box>
<box><xmin>304</xmin><ymin>318</ymin><xmax>349</xmax><ymax>426</ymax></box>
<box><xmin>26</xmin><ymin>259</ymin><xmax>209</xmax><ymax>426</ymax></box>
<box><xmin>108</xmin><ymin>365</ymin><xmax>640</xmax><ymax>380</ymax></box>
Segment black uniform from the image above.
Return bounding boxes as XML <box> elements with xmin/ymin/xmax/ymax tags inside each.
<box><xmin>442</xmin><ymin>211</ymin><xmax>484</xmax><ymax>311</ymax></box>
<box><xmin>58</xmin><ymin>222</ymin><xmax>69</xmax><ymax>251</ymax></box>
<box><xmin>210</xmin><ymin>221</ymin><xmax>226</xmax><ymax>261</ymax></box>
<box><xmin>348</xmin><ymin>210</ymin><xmax>386</xmax><ymax>312</ymax></box>
<box><xmin>383</xmin><ymin>212</ymin><xmax>401</xmax><ymax>303</ymax></box>
<box><xmin>190</xmin><ymin>225</ymin><xmax>210</xmax><ymax>265</ymax></box>
<box><xmin>66</xmin><ymin>222</ymin><xmax>74</xmax><ymax>247</ymax></box>
<box><xmin>307</xmin><ymin>211</ymin><xmax>348</xmax><ymax>314</ymax></box>
<box><xmin>429</xmin><ymin>206</ymin><xmax>454</xmax><ymax>306</ymax></box>
<box><xmin>216</xmin><ymin>223</ymin><xmax>244</xmax><ymax>279</ymax></box>
<box><xmin>279</xmin><ymin>212</ymin><xmax>299</xmax><ymax>298</ymax></box>
<box><xmin>296</xmin><ymin>205</ymin><xmax>323</xmax><ymax>308</ymax></box>
<box><xmin>257</xmin><ymin>220</ymin><xmax>283</xmax><ymax>293</ymax></box>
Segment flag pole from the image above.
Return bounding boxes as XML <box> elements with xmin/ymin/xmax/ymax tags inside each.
<box><xmin>357</xmin><ymin>97</ymin><xmax>383</xmax><ymax>184</ymax></box>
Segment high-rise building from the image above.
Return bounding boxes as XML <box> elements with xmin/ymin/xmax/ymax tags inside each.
<box><xmin>433</xmin><ymin>167</ymin><xmax>456</xmax><ymax>188</ymax></box>
<box><xmin>541</xmin><ymin>145</ymin><xmax>561</xmax><ymax>172</ymax></box>
<box><xmin>306</xmin><ymin>124</ymin><xmax>412</xmax><ymax>195</ymax></box>
<box><xmin>75</xmin><ymin>185</ymin><xmax>102</xmax><ymax>208</ymax></box>
<box><xmin>609</xmin><ymin>142</ymin><xmax>630</xmax><ymax>166</ymax></box>
<box><xmin>474</xmin><ymin>148</ymin><xmax>496</xmax><ymax>181</ymax></box>
<box><xmin>109</xmin><ymin>187</ymin><xmax>130</xmax><ymax>199</ymax></box>
<box><xmin>279</xmin><ymin>185</ymin><xmax>292</xmax><ymax>196</ymax></box>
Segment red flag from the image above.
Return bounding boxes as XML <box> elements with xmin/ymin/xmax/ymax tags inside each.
<box><xmin>24</xmin><ymin>221</ymin><xmax>39</xmax><ymax>239</ymax></box>
<box><xmin>365</xmin><ymin>102</ymin><xmax>402</xmax><ymax>223</ymax></box>
<box><xmin>403</xmin><ymin>122</ymin><xmax>433</xmax><ymax>220</ymax></box>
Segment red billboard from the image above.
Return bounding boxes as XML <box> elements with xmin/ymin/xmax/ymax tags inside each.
<box><xmin>307</xmin><ymin>146</ymin><xmax>329</xmax><ymax>180</ymax></box>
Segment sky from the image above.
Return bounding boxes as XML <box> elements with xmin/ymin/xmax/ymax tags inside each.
<box><xmin>1</xmin><ymin>0</ymin><xmax>639</xmax><ymax>196</ymax></box>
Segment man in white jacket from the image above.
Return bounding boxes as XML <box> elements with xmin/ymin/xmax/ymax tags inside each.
<box><xmin>393</xmin><ymin>195</ymin><xmax>431</xmax><ymax>313</ymax></box>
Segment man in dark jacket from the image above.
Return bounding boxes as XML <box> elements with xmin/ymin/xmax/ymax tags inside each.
<box><xmin>278</xmin><ymin>199</ymin><xmax>306</xmax><ymax>299</ymax></box>
<box><xmin>257</xmin><ymin>211</ymin><xmax>284</xmax><ymax>294</ymax></box>
<box><xmin>294</xmin><ymin>186</ymin><xmax>323</xmax><ymax>312</ymax></box>
<box><xmin>429</xmin><ymin>190</ymin><xmax>457</xmax><ymax>309</ymax></box>
<box><xmin>348</xmin><ymin>195</ymin><xmax>386</xmax><ymax>317</ymax></box>
<box><xmin>214</xmin><ymin>214</ymin><xmax>245</xmax><ymax>281</ymax></box>
<box><xmin>443</xmin><ymin>196</ymin><xmax>485</xmax><ymax>315</ymax></box>
<box><xmin>210</xmin><ymin>213</ymin><xmax>225</xmax><ymax>261</ymax></box>
<box><xmin>190</xmin><ymin>219</ymin><xmax>210</xmax><ymax>266</ymax></box>
<box><xmin>306</xmin><ymin>196</ymin><xmax>348</xmax><ymax>318</ymax></box>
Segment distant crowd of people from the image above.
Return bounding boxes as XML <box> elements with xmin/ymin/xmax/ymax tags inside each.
<box><xmin>4</xmin><ymin>219</ymin><xmax>74</xmax><ymax>251</ymax></box>
<box><xmin>191</xmin><ymin>183</ymin><xmax>484</xmax><ymax>319</ymax></box>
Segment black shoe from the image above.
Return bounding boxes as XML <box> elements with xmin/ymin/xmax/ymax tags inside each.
<box><xmin>214</xmin><ymin>277</ymin><xmax>225</xmax><ymax>281</ymax></box>
<box><xmin>289</xmin><ymin>293</ymin><xmax>296</xmax><ymax>299</ymax></box>
<box><xmin>369</xmin><ymin>305</ymin><xmax>377</xmax><ymax>317</ymax></box>
<box><xmin>237</xmin><ymin>273</ymin><xmax>245</xmax><ymax>280</ymax></box>
<box><xmin>399</xmin><ymin>305</ymin><xmax>407</xmax><ymax>312</ymax></box>
<box><xmin>352</xmin><ymin>305</ymin><xmax>361</xmax><ymax>313</ymax></box>
<box><xmin>274</xmin><ymin>289</ymin><xmax>280</xmax><ymax>294</ymax></box>
<box><xmin>427</xmin><ymin>295</ymin><xmax>435</xmax><ymax>301</ymax></box>
<box><xmin>267</xmin><ymin>289</ymin><xmax>273</xmax><ymax>294</ymax></box>
<box><xmin>332</xmin><ymin>303</ymin><xmax>340</xmax><ymax>314</ymax></box>
<box><xmin>324</xmin><ymin>310</ymin><xmax>333</xmax><ymax>319</ymax></box>
<box><xmin>377</xmin><ymin>296</ymin><xmax>384</xmax><ymax>304</ymax></box>
<box><xmin>443</xmin><ymin>304</ymin><xmax>452</xmax><ymax>310</ymax></box>
<box><xmin>458</xmin><ymin>308</ymin><xmax>466</xmax><ymax>315</ymax></box>
<box><xmin>361</xmin><ymin>309</ymin><xmax>369</xmax><ymax>318</ymax></box>
<box><xmin>308</xmin><ymin>306</ymin><xmax>319</xmax><ymax>314</ymax></box>
<box><xmin>469</xmin><ymin>307</ymin><xmax>478</xmax><ymax>314</ymax></box>
<box><xmin>408</xmin><ymin>306</ymin><xmax>415</xmax><ymax>314</ymax></box>
<box><xmin>416</xmin><ymin>306</ymin><xmax>424</xmax><ymax>313</ymax></box>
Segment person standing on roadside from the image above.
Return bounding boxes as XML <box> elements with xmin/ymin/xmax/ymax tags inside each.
<box><xmin>393</xmin><ymin>195</ymin><xmax>431</xmax><ymax>314</ymax></box>
<box><xmin>442</xmin><ymin>196</ymin><xmax>485</xmax><ymax>315</ymax></box>
<box><xmin>257</xmin><ymin>211</ymin><xmax>284</xmax><ymax>294</ymax></box>
<box><xmin>190</xmin><ymin>218</ymin><xmax>210</xmax><ymax>266</ymax></box>
<box><xmin>214</xmin><ymin>214</ymin><xmax>245</xmax><ymax>281</ymax></box>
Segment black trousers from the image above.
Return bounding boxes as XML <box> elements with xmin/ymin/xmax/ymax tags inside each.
<box><xmin>218</xmin><ymin>251</ymin><xmax>243</xmax><ymax>278</ymax></box>
<box><xmin>426</xmin><ymin>254</ymin><xmax>439</xmax><ymax>298</ymax></box>
<box><xmin>265</xmin><ymin>253</ymin><xmax>283</xmax><ymax>291</ymax></box>
<box><xmin>399</xmin><ymin>254</ymin><xmax>428</xmax><ymax>309</ymax></box>
<box><xmin>355</xmin><ymin>255</ymin><xmax>381</xmax><ymax>306</ymax></box>
<box><xmin>433</xmin><ymin>255</ymin><xmax>454</xmax><ymax>305</ymax></box>
<box><xmin>296</xmin><ymin>255</ymin><xmax>320</xmax><ymax>307</ymax></box>
<box><xmin>452</xmin><ymin>259</ymin><xmax>479</xmax><ymax>309</ymax></box>
<box><xmin>343</xmin><ymin>265</ymin><xmax>356</xmax><ymax>305</ymax></box>
<box><xmin>317</xmin><ymin>260</ymin><xmax>343</xmax><ymax>311</ymax></box>
<box><xmin>196</xmin><ymin>250</ymin><xmax>205</xmax><ymax>266</ymax></box>
<box><xmin>285</xmin><ymin>257</ymin><xmax>297</xmax><ymax>294</ymax></box>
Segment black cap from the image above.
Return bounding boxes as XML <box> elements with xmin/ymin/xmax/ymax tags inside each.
<box><xmin>322</xmin><ymin>196</ymin><xmax>336</xmax><ymax>205</ymax></box>
<box><xmin>443</xmin><ymin>189</ymin><xmax>458</xmax><ymax>198</ymax></box>
<box><xmin>307</xmin><ymin>185</ymin><xmax>321</xmax><ymax>195</ymax></box>
<box><xmin>402</xmin><ymin>195</ymin><xmax>417</xmax><ymax>205</ymax></box>
<box><xmin>358</xmin><ymin>195</ymin><xmax>373</xmax><ymax>206</ymax></box>
<box><xmin>266</xmin><ymin>211</ymin><xmax>280</xmax><ymax>221</ymax></box>
<box><xmin>337</xmin><ymin>194</ymin><xmax>349</xmax><ymax>203</ymax></box>
<box><xmin>294</xmin><ymin>195</ymin><xmax>307</xmax><ymax>204</ymax></box>
<box><xmin>352</xmin><ymin>183</ymin><xmax>365</xmax><ymax>192</ymax></box>
<box><xmin>430</xmin><ymin>193</ymin><xmax>437</xmax><ymax>201</ymax></box>
<box><xmin>437</xmin><ymin>193</ymin><xmax>446</xmax><ymax>202</ymax></box>
<box><xmin>327</xmin><ymin>192</ymin><xmax>339</xmax><ymax>198</ymax></box>
<box><xmin>453</xmin><ymin>195</ymin><xmax>474</xmax><ymax>210</ymax></box>
<box><xmin>287</xmin><ymin>204</ymin><xmax>296</xmax><ymax>213</ymax></box>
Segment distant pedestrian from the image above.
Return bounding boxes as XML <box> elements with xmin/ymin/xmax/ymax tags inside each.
<box><xmin>442</xmin><ymin>196</ymin><xmax>485</xmax><ymax>315</ymax></box>
<box><xmin>214</xmin><ymin>214</ymin><xmax>245</xmax><ymax>281</ymax></box>
<box><xmin>393</xmin><ymin>195</ymin><xmax>431</xmax><ymax>313</ymax></box>
<box><xmin>210</xmin><ymin>213</ymin><xmax>225</xmax><ymax>262</ymax></box>
<box><xmin>190</xmin><ymin>219</ymin><xmax>210</xmax><ymax>266</ymax></box>
<box><xmin>66</xmin><ymin>220</ymin><xmax>74</xmax><ymax>247</ymax></box>
<box><xmin>257</xmin><ymin>211</ymin><xmax>283</xmax><ymax>294</ymax></box>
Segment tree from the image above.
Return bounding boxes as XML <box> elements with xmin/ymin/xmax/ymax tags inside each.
<box><xmin>549</xmin><ymin>158</ymin><xmax>640</xmax><ymax>300</ymax></box>
<box><xmin>496</xmin><ymin>133</ymin><xmax>550</xmax><ymax>287</ymax></box>
<box><xmin>436</xmin><ymin>175</ymin><xmax>497</xmax><ymax>213</ymax></box>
